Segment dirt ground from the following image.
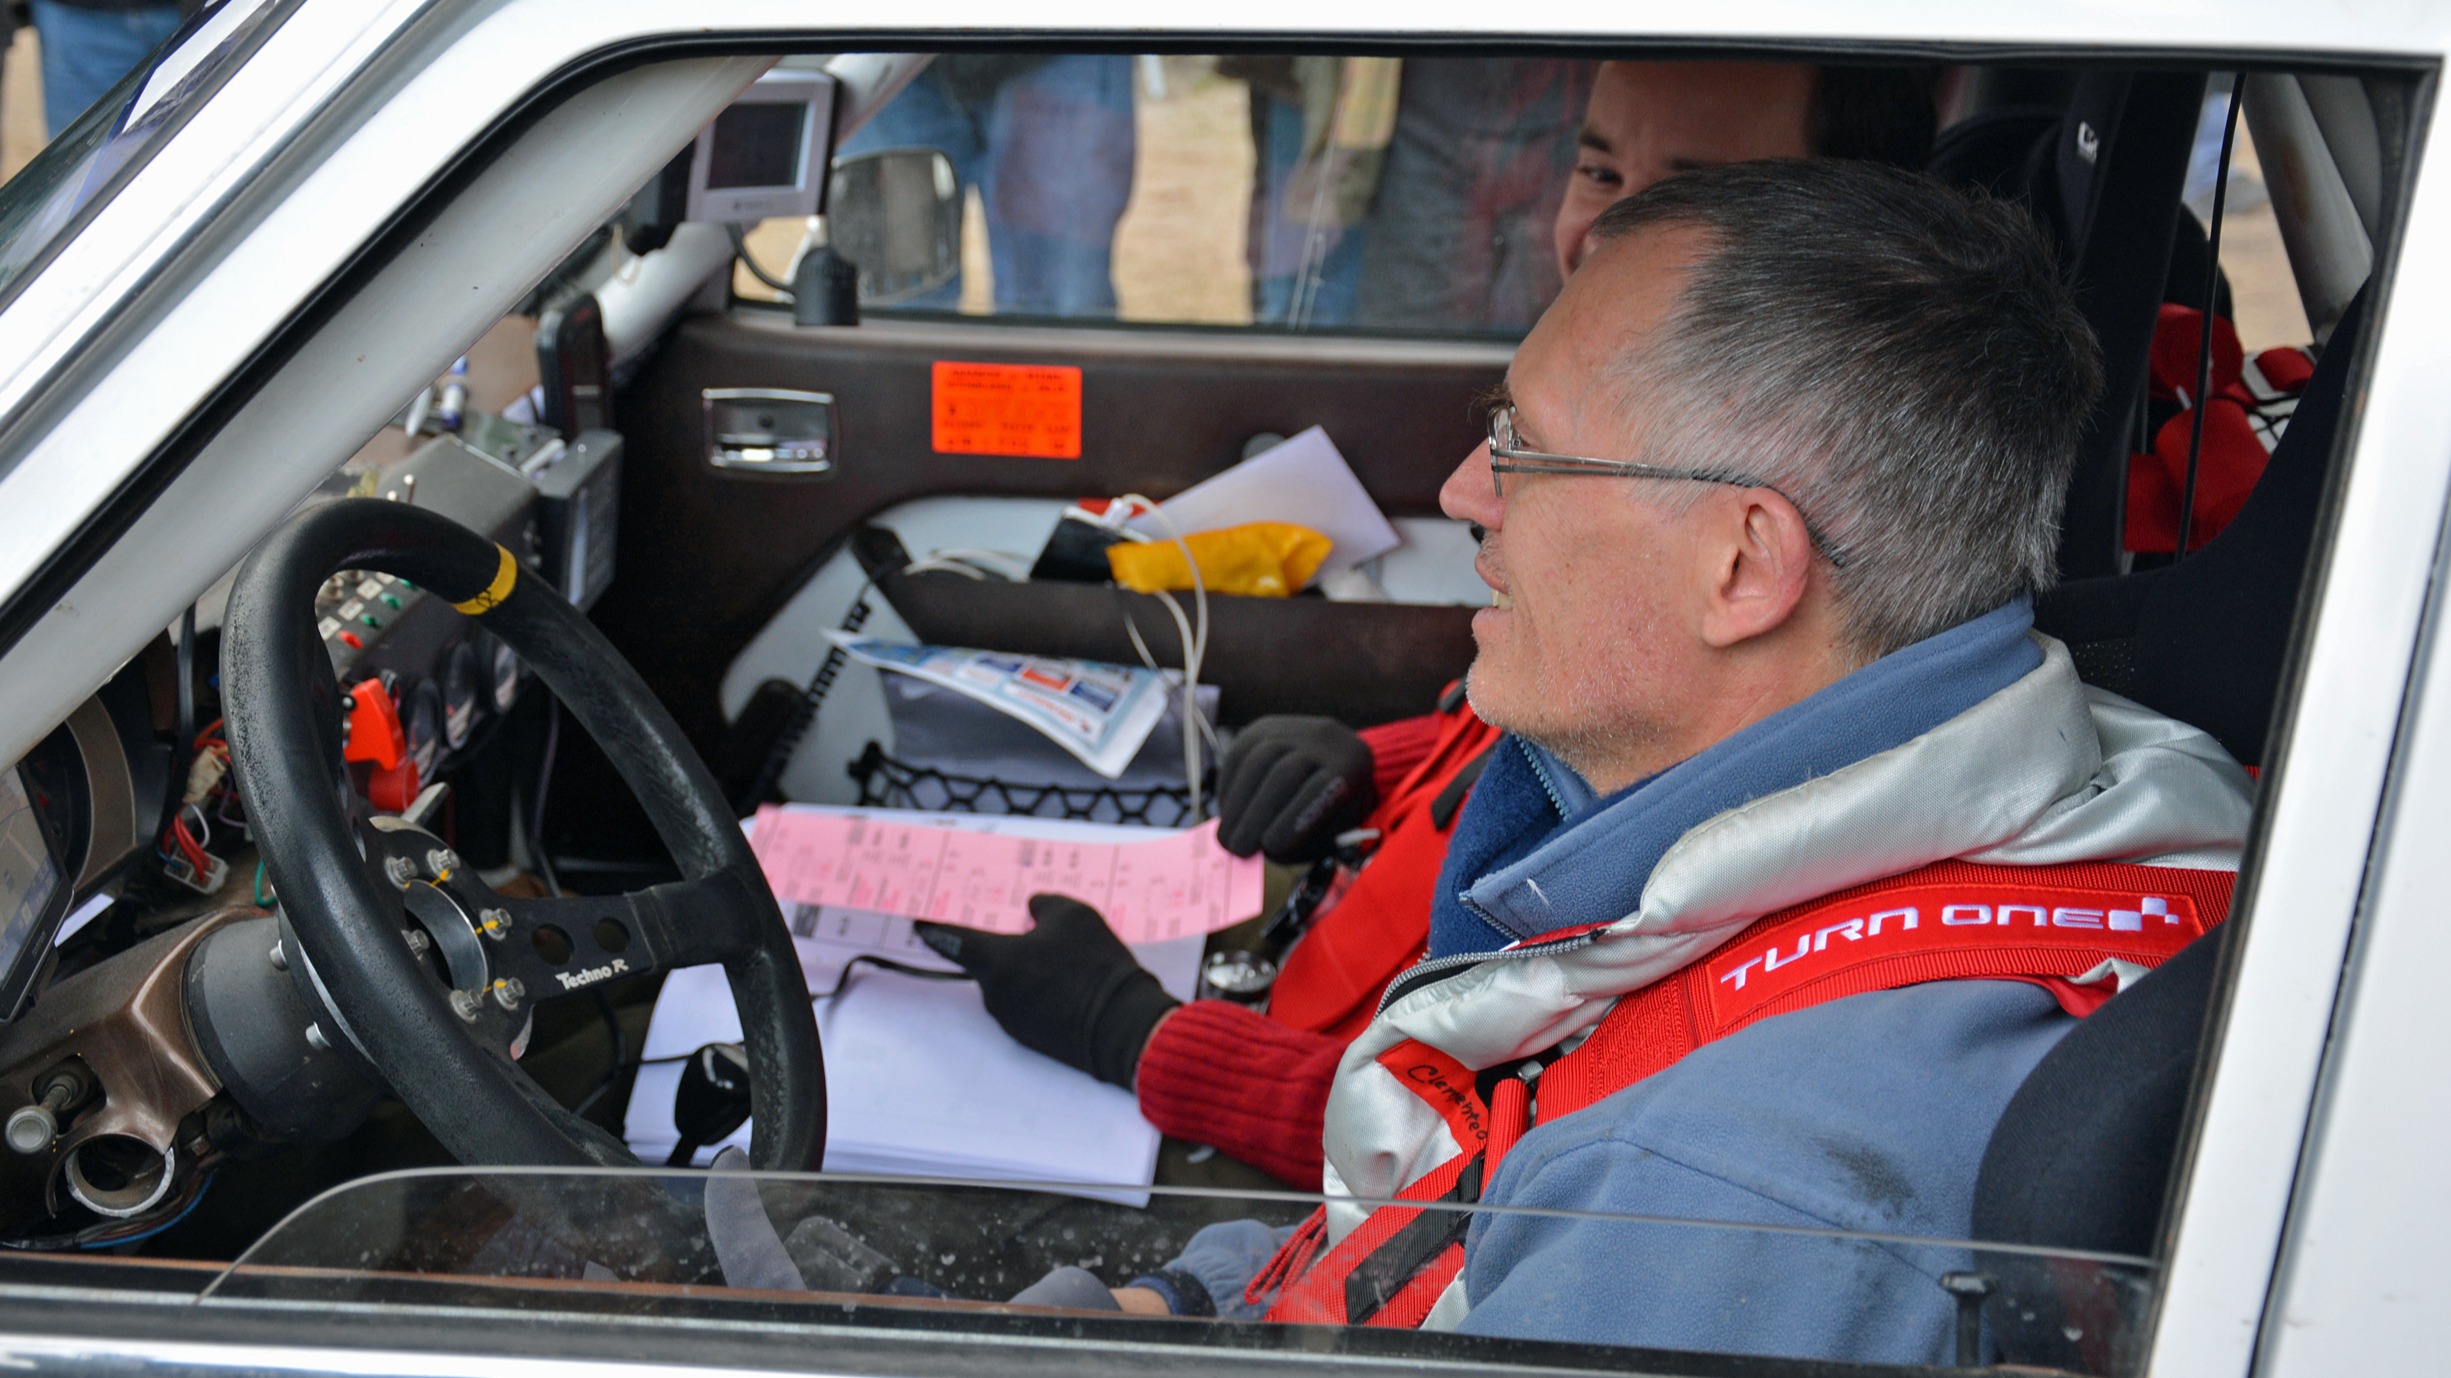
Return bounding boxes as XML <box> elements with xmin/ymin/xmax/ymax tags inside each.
<box><xmin>0</xmin><ymin>40</ymin><xmax>2310</xmax><ymax>353</ymax></box>
<box><xmin>2</xmin><ymin>28</ymin><xmax>44</xmax><ymax>178</ymax></box>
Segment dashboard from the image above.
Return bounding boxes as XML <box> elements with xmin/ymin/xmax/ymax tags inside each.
<box><xmin>0</xmin><ymin>413</ymin><xmax>622</xmax><ymax>1024</ymax></box>
<box><xmin>302</xmin><ymin>418</ymin><xmax>621</xmax><ymax>809</ymax></box>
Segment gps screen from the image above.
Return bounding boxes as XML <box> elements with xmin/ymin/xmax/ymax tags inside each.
<box><xmin>0</xmin><ymin>768</ymin><xmax>57</xmax><ymax>987</ymax></box>
<box><xmin>705</xmin><ymin>103</ymin><xmax>805</xmax><ymax>190</ymax></box>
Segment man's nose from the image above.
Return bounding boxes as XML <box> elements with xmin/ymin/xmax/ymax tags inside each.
<box><xmin>1441</xmin><ymin>441</ymin><xmax>1503</xmax><ymax>528</ymax></box>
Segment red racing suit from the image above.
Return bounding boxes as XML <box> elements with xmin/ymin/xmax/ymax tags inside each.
<box><xmin>1136</xmin><ymin>690</ymin><xmax>1501</xmax><ymax>1187</ymax></box>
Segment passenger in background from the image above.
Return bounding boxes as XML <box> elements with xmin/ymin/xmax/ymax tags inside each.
<box><xmin>1551</xmin><ymin>60</ymin><xmax>1937</xmax><ymax>277</ymax></box>
<box><xmin>1364</xmin><ymin>60</ymin><xmax>1935</xmax><ymax>333</ymax></box>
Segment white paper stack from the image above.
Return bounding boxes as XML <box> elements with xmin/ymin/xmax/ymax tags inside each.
<box><xmin>1129</xmin><ymin>426</ymin><xmax>1402</xmax><ymax>575</ymax></box>
<box><xmin>624</xmin><ymin>807</ymin><xmax>1236</xmax><ymax>1205</ymax></box>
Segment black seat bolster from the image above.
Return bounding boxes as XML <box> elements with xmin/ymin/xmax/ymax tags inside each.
<box><xmin>1971</xmin><ymin>929</ymin><xmax>2225</xmax><ymax>1367</ymax></box>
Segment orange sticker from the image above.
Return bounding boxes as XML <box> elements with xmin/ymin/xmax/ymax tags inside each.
<box><xmin>931</xmin><ymin>361</ymin><xmax>1083</xmax><ymax>459</ymax></box>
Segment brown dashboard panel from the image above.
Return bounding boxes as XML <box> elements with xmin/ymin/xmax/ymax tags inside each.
<box><xmin>601</xmin><ymin>311</ymin><xmax>1507</xmax><ymax>747</ymax></box>
<box><xmin>0</xmin><ymin>905</ymin><xmax>252</xmax><ymax>1221</ymax></box>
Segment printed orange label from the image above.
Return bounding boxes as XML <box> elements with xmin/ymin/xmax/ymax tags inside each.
<box><xmin>931</xmin><ymin>361</ymin><xmax>1083</xmax><ymax>458</ymax></box>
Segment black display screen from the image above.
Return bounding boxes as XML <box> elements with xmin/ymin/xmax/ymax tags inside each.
<box><xmin>0</xmin><ymin>767</ymin><xmax>56</xmax><ymax>996</ymax></box>
<box><xmin>704</xmin><ymin>102</ymin><xmax>806</xmax><ymax>190</ymax></box>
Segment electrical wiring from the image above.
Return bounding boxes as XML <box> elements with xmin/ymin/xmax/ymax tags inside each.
<box><xmin>529</xmin><ymin>696</ymin><xmax>564</xmax><ymax>897</ymax></box>
<box><xmin>163</xmin><ymin>710</ymin><xmax>240</xmax><ymax>886</ymax></box>
<box><xmin>572</xmin><ymin>1047</ymin><xmax>697</xmax><ymax>1120</ymax></box>
<box><xmin>917</xmin><ymin>547</ymin><xmax>1035</xmax><ymax>581</ymax></box>
<box><xmin>181</xmin><ymin>804</ymin><xmax>211</xmax><ymax>851</ymax></box>
<box><xmin>1110</xmin><ymin>496</ymin><xmax>1211</xmax><ymax>816</ymax></box>
<box><xmin>726</xmin><ymin>223</ymin><xmax>793</xmax><ymax>296</ymax></box>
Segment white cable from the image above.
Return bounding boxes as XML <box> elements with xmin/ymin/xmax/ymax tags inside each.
<box><xmin>1115</xmin><ymin>496</ymin><xmax>1209</xmax><ymax>816</ymax></box>
<box><xmin>916</xmin><ymin>547</ymin><xmax>1035</xmax><ymax>581</ymax></box>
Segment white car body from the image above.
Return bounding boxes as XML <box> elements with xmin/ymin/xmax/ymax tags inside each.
<box><xmin>0</xmin><ymin>4</ymin><xmax>2442</xmax><ymax>1375</ymax></box>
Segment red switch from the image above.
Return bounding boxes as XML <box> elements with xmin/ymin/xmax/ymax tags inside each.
<box><xmin>342</xmin><ymin>681</ymin><xmax>406</xmax><ymax>771</ymax></box>
<box><xmin>367</xmin><ymin>757</ymin><xmax>422</xmax><ymax>815</ymax></box>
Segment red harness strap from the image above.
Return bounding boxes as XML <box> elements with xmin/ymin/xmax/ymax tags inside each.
<box><xmin>1256</xmin><ymin>859</ymin><xmax>2235</xmax><ymax>1328</ymax></box>
<box><xmin>1271</xmin><ymin>703</ymin><xmax>1502</xmax><ymax>1040</ymax></box>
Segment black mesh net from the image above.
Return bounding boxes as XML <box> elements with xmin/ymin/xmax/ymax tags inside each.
<box><xmin>850</xmin><ymin>742</ymin><xmax>1210</xmax><ymax>828</ymax></box>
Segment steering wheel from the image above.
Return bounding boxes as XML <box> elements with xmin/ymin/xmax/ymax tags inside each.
<box><xmin>221</xmin><ymin>498</ymin><xmax>824</xmax><ymax>1172</ymax></box>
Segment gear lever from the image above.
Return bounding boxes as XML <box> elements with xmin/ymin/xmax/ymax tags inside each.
<box><xmin>667</xmin><ymin>1042</ymin><xmax>753</xmax><ymax>1167</ymax></box>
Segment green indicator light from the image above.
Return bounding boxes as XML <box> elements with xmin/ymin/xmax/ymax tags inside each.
<box><xmin>361</xmin><ymin>614</ymin><xmax>381</xmax><ymax>628</ymax></box>
<box><xmin>381</xmin><ymin>594</ymin><xmax>403</xmax><ymax>609</ymax></box>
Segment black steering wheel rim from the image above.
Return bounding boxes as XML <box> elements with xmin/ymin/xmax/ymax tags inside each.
<box><xmin>221</xmin><ymin>498</ymin><xmax>824</xmax><ymax>1172</ymax></box>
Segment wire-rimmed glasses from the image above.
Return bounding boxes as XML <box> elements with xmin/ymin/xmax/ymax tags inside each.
<box><xmin>1486</xmin><ymin>405</ymin><xmax>1849</xmax><ymax>567</ymax></box>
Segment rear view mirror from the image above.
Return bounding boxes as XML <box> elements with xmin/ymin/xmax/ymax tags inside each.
<box><xmin>826</xmin><ymin>148</ymin><xmax>961</xmax><ymax>306</ymax></box>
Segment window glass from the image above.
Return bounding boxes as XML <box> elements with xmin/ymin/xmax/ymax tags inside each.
<box><xmin>205</xmin><ymin>1168</ymin><xmax>2157</xmax><ymax>1373</ymax></box>
<box><xmin>736</xmin><ymin>56</ymin><xmax>2316</xmax><ymax>354</ymax></box>
<box><xmin>0</xmin><ymin>0</ymin><xmax>294</xmax><ymax>317</ymax></box>
<box><xmin>736</xmin><ymin>54</ymin><xmax>1596</xmax><ymax>337</ymax></box>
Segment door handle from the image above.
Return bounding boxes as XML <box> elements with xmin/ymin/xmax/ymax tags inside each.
<box><xmin>703</xmin><ymin>388</ymin><xmax>837</xmax><ymax>476</ymax></box>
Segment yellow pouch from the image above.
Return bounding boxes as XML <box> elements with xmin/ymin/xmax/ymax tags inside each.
<box><xmin>1107</xmin><ymin>522</ymin><xmax>1335</xmax><ymax>598</ymax></box>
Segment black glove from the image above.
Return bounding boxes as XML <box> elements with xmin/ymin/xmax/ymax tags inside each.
<box><xmin>913</xmin><ymin>895</ymin><xmax>1177</xmax><ymax>1090</ymax></box>
<box><xmin>1216</xmin><ymin>715</ymin><xmax>1377</xmax><ymax>862</ymax></box>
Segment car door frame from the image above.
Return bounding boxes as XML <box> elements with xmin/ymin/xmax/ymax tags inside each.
<box><xmin>0</xmin><ymin>5</ymin><xmax>2440</xmax><ymax>1375</ymax></box>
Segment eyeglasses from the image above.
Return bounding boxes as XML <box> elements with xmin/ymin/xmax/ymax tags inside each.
<box><xmin>1486</xmin><ymin>405</ymin><xmax>1849</xmax><ymax>568</ymax></box>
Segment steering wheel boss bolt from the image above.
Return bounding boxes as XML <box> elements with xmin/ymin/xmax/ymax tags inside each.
<box><xmin>491</xmin><ymin>978</ymin><xmax>525</xmax><ymax>1011</ymax></box>
<box><xmin>268</xmin><ymin>939</ymin><xmax>288</xmax><ymax>971</ymax></box>
<box><xmin>304</xmin><ymin>1024</ymin><xmax>331</xmax><ymax>1052</ymax></box>
<box><xmin>384</xmin><ymin>855</ymin><xmax>418</xmax><ymax>888</ymax></box>
<box><xmin>425</xmin><ymin>848</ymin><xmax>460</xmax><ymax>878</ymax></box>
<box><xmin>478</xmin><ymin>908</ymin><xmax>510</xmax><ymax>939</ymax></box>
<box><xmin>448</xmin><ymin>989</ymin><xmax>483</xmax><ymax>1023</ymax></box>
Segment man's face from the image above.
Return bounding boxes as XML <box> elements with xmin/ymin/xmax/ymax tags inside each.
<box><xmin>1552</xmin><ymin>62</ymin><xmax>1816</xmax><ymax>278</ymax></box>
<box><xmin>1441</xmin><ymin>226</ymin><xmax>1717</xmax><ymax>780</ymax></box>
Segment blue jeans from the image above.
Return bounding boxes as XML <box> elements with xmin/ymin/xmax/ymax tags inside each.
<box><xmin>841</xmin><ymin>56</ymin><xmax>1135</xmax><ymax>317</ymax></box>
<box><xmin>1247</xmin><ymin>91</ymin><xmax>1365</xmax><ymax>327</ymax></box>
<box><xmin>31</xmin><ymin>1</ymin><xmax>183</xmax><ymax>138</ymax></box>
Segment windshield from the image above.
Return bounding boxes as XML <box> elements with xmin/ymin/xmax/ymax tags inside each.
<box><xmin>0</xmin><ymin>0</ymin><xmax>294</xmax><ymax>315</ymax></box>
<box><xmin>199</xmin><ymin>1168</ymin><xmax>2152</xmax><ymax>1375</ymax></box>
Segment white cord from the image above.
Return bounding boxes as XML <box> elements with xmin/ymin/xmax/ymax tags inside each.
<box><xmin>897</xmin><ymin>548</ymin><xmax>1032</xmax><ymax>582</ymax></box>
<box><xmin>900</xmin><ymin>558</ymin><xmax>989</xmax><ymax>581</ymax></box>
<box><xmin>917</xmin><ymin>547</ymin><xmax>1035</xmax><ymax>581</ymax></box>
<box><xmin>899</xmin><ymin>528</ymin><xmax>1209</xmax><ymax>816</ymax></box>
<box><xmin>1114</xmin><ymin>496</ymin><xmax>1210</xmax><ymax>816</ymax></box>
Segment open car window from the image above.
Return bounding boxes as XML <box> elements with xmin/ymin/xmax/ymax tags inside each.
<box><xmin>733</xmin><ymin>54</ymin><xmax>1594</xmax><ymax>336</ymax></box>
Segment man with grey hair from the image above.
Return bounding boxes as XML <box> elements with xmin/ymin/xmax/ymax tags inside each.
<box><xmin>951</xmin><ymin>160</ymin><xmax>2253</xmax><ymax>1362</ymax></box>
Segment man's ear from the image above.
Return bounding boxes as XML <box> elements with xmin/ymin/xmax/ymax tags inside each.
<box><xmin>1696</xmin><ymin>492</ymin><xmax>1815</xmax><ymax>649</ymax></box>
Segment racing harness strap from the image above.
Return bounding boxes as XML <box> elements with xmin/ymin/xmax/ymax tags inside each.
<box><xmin>1255</xmin><ymin>859</ymin><xmax>2237</xmax><ymax>1329</ymax></box>
<box><xmin>1270</xmin><ymin>698</ymin><xmax>1502</xmax><ymax>1040</ymax></box>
